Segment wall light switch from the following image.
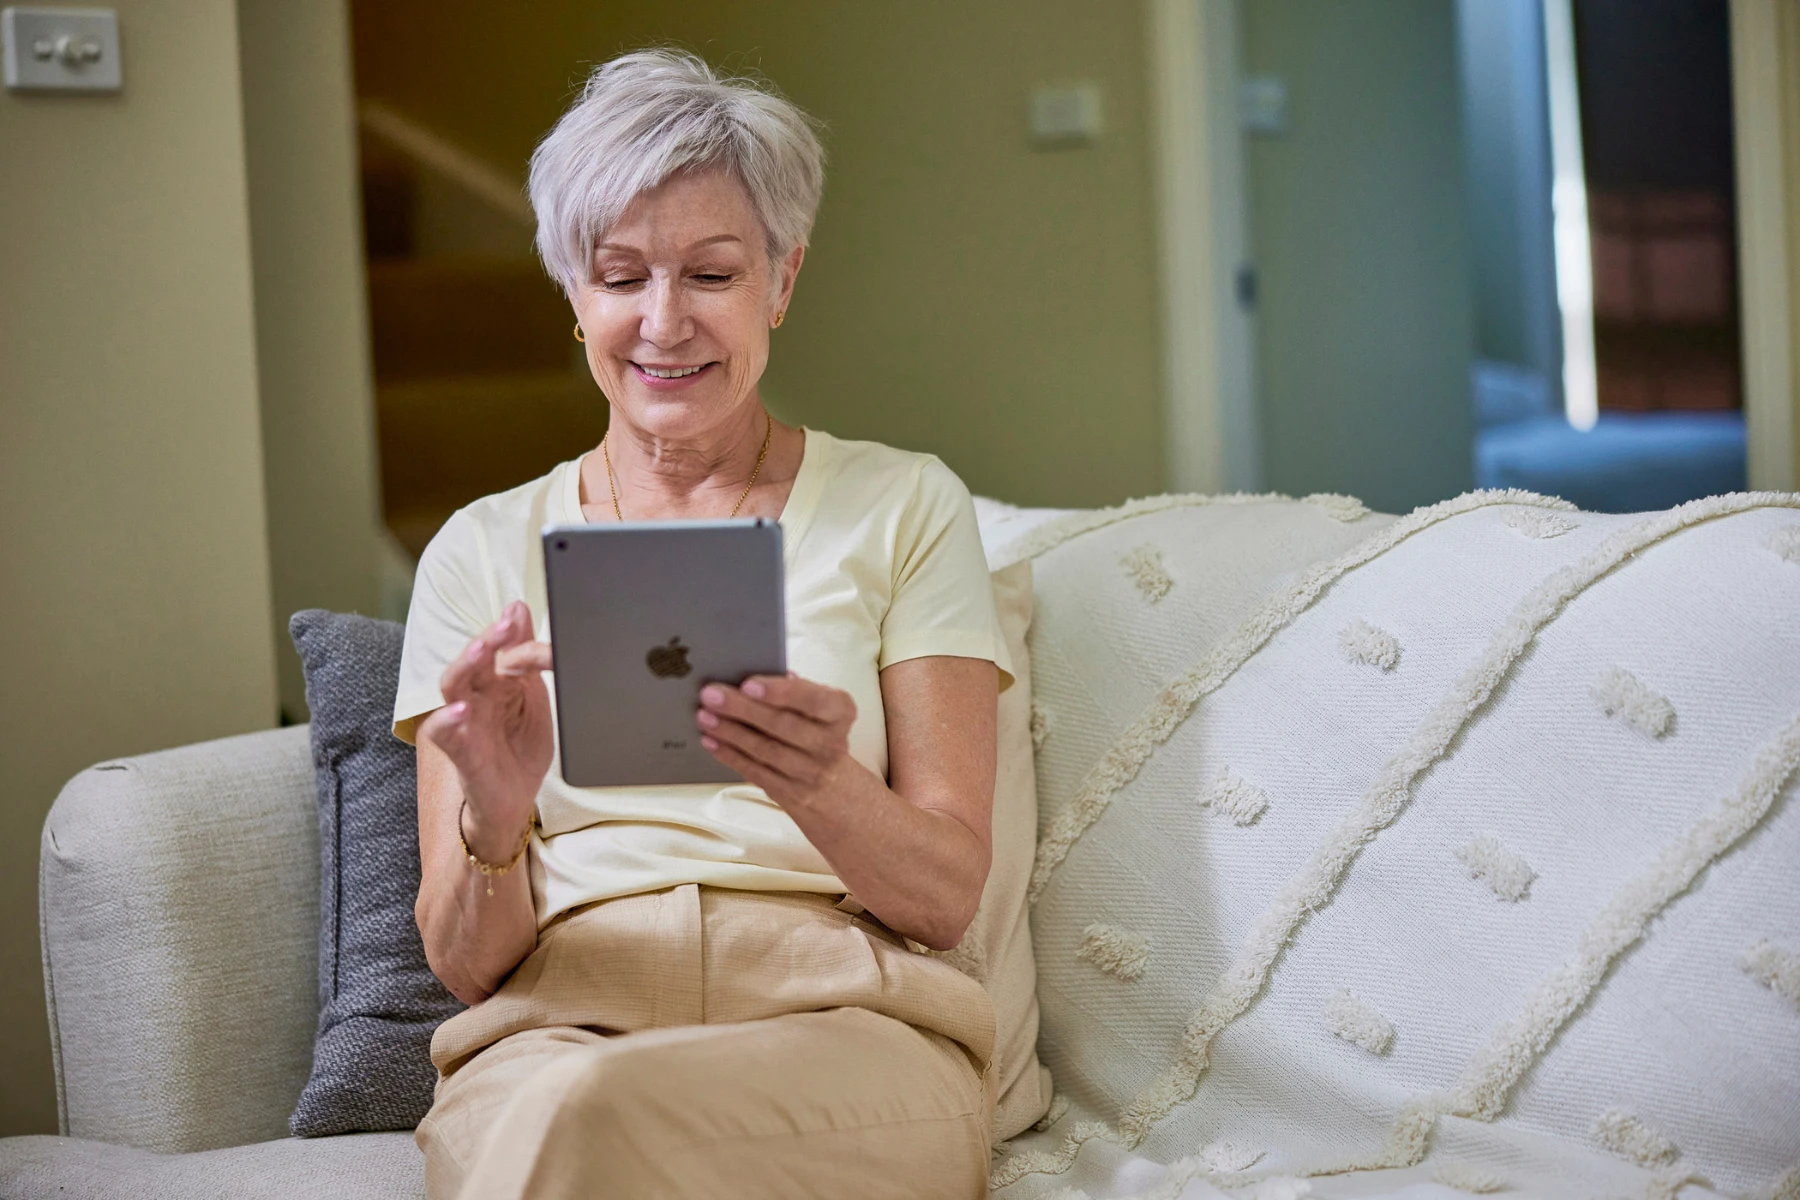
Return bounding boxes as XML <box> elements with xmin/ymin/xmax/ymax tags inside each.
<box><xmin>3</xmin><ymin>7</ymin><xmax>121</xmax><ymax>91</ymax></box>
<box><xmin>1029</xmin><ymin>84</ymin><xmax>1102</xmax><ymax>147</ymax></box>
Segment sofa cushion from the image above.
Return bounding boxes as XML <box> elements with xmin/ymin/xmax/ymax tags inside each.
<box><xmin>0</xmin><ymin>1132</ymin><xmax>423</xmax><ymax>1200</ymax></box>
<box><xmin>985</xmin><ymin>491</ymin><xmax>1800</xmax><ymax>1199</ymax></box>
<box><xmin>288</xmin><ymin>611</ymin><xmax>464</xmax><ymax>1137</ymax></box>
<box><xmin>951</xmin><ymin>560</ymin><xmax>1053</xmax><ymax>1139</ymax></box>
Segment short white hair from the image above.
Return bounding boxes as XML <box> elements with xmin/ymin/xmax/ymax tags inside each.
<box><xmin>529</xmin><ymin>49</ymin><xmax>826</xmax><ymax>294</ymax></box>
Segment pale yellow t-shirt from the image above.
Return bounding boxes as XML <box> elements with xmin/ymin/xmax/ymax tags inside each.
<box><xmin>393</xmin><ymin>428</ymin><xmax>1012</xmax><ymax>927</ymax></box>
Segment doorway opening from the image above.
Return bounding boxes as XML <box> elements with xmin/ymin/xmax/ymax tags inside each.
<box><xmin>350</xmin><ymin>15</ymin><xmax>606</xmax><ymax>561</ymax></box>
<box><xmin>1468</xmin><ymin>0</ymin><xmax>1747</xmax><ymax>512</ymax></box>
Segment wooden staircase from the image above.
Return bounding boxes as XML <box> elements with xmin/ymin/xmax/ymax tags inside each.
<box><xmin>360</xmin><ymin>123</ymin><xmax>605</xmax><ymax>559</ymax></box>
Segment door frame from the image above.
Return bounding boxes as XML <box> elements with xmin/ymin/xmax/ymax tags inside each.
<box><xmin>1146</xmin><ymin>0</ymin><xmax>1260</xmax><ymax>494</ymax></box>
<box><xmin>1730</xmin><ymin>0</ymin><xmax>1800</xmax><ymax>492</ymax></box>
<box><xmin>1157</xmin><ymin>0</ymin><xmax>1800</xmax><ymax>497</ymax></box>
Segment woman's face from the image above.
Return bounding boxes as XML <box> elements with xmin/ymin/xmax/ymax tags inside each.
<box><xmin>572</xmin><ymin>169</ymin><xmax>801</xmax><ymax>440</ymax></box>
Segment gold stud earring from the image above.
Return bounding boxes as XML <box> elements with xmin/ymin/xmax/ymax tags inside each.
<box><xmin>573</xmin><ymin>324</ymin><xmax>585</xmax><ymax>343</ymax></box>
<box><xmin>773</xmin><ymin>310</ymin><xmax>786</xmax><ymax>329</ymax></box>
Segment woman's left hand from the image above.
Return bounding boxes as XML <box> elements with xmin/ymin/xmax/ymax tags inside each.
<box><xmin>696</xmin><ymin>674</ymin><xmax>861</xmax><ymax>810</ymax></box>
<box><xmin>701</xmin><ymin>656</ymin><xmax>996</xmax><ymax>949</ymax></box>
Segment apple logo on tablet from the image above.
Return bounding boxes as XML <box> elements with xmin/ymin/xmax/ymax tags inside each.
<box><xmin>646</xmin><ymin>636</ymin><xmax>692</xmax><ymax>679</ymax></box>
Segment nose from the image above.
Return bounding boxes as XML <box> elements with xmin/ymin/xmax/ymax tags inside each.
<box><xmin>639</xmin><ymin>275</ymin><xmax>692</xmax><ymax>349</ymax></box>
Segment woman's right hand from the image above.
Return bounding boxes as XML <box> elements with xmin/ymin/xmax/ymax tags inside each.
<box><xmin>417</xmin><ymin>600</ymin><xmax>554</xmax><ymax>862</ymax></box>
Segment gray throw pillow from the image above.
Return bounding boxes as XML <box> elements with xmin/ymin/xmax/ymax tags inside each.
<box><xmin>287</xmin><ymin>609</ymin><xmax>465</xmax><ymax>1137</ymax></box>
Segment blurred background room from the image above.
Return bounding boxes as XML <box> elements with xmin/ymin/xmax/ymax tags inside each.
<box><xmin>3</xmin><ymin>0</ymin><xmax>1797</xmax><ymax>1140</ymax></box>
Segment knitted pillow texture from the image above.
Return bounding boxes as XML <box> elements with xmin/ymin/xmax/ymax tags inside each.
<box><xmin>983</xmin><ymin>491</ymin><xmax>1800</xmax><ymax>1200</ymax></box>
<box><xmin>288</xmin><ymin>610</ymin><xmax>464</xmax><ymax>1136</ymax></box>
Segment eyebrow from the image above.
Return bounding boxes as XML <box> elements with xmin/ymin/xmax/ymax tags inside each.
<box><xmin>596</xmin><ymin>234</ymin><xmax>745</xmax><ymax>254</ymax></box>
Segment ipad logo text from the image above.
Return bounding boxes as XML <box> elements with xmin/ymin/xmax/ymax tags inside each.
<box><xmin>662</xmin><ymin>738</ymin><xmax>688</xmax><ymax>750</ymax></box>
<box><xmin>646</xmin><ymin>636</ymin><xmax>693</xmax><ymax>679</ymax></box>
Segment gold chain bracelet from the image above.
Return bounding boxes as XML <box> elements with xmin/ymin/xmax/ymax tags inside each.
<box><xmin>457</xmin><ymin>799</ymin><xmax>533</xmax><ymax>896</ymax></box>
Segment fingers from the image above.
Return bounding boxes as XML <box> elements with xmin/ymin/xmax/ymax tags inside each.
<box><xmin>740</xmin><ymin>674</ymin><xmax>857</xmax><ymax>726</ymax></box>
<box><xmin>496</xmin><ymin>640</ymin><xmax>553</xmax><ymax>677</ymax></box>
<box><xmin>440</xmin><ymin>603</ymin><xmax>538</xmax><ymax>699</ymax></box>
<box><xmin>727</xmin><ymin>676</ymin><xmax>853</xmax><ymax>723</ymax></box>
<box><xmin>498</xmin><ymin>600</ymin><xmax>536</xmax><ymax>643</ymax></box>
<box><xmin>418</xmin><ymin>701</ymin><xmax>484</xmax><ymax>773</ymax></box>
<box><xmin>699</xmin><ymin>684</ymin><xmax>847</xmax><ymax>760</ymax></box>
<box><xmin>698</xmin><ymin>709</ymin><xmax>835</xmax><ymax>786</ymax></box>
<box><xmin>437</xmin><ymin>638</ymin><xmax>491</xmax><ymax>703</ymax></box>
<box><xmin>417</xmin><ymin>701</ymin><xmax>460</xmax><ymax>747</ymax></box>
<box><xmin>483</xmin><ymin>601</ymin><xmax>536</xmax><ymax>660</ymax></box>
<box><xmin>699</xmin><ymin>732</ymin><xmax>790</xmax><ymax>795</ymax></box>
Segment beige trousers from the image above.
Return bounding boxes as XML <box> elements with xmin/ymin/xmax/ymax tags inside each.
<box><xmin>417</xmin><ymin>885</ymin><xmax>997</xmax><ymax>1200</ymax></box>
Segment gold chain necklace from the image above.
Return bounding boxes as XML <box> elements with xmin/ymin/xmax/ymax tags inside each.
<box><xmin>601</xmin><ymin>410</ymin><xmax>773</xmax><ymax>522</ymax></box>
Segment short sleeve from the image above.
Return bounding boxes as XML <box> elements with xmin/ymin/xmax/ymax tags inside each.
<box><xmin>880</xmin><ymin>458</ymin><xmax>1014</xmax><ymax>691</ymax></box>
<box><xmin>393</xmin><ymin>510</ymin><xmax>498</xmax><ymax>743</ymax></box>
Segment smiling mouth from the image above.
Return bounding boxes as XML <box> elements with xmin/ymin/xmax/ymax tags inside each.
<box><xmin>633</xmin><ymin>362</ymin><xmax>713</xmax><ymax>380</ymax></box>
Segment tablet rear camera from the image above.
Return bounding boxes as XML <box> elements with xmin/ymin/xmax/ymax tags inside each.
<box><xmin>555</xmin><ymin>538</ymin><xmax>568</xmax><ymax>551</ymax></box>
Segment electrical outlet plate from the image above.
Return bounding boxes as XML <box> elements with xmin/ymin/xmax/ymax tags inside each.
<box><xmin>1029</xmin><ymin>84</ymin><xmax>1102</xmax><ymax>146</ymax></box>
<box><xmin>3</xmin><ymin>6</ymin><xmax>121</xmax><ymax>91</ymax></box>
<box><xmin>1241</xmin><ymin>76</ymin><xmax>1287</xmax><ymax>137</ymax></box>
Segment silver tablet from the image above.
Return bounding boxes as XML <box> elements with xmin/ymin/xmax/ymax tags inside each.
<box><xmin>542</xmin><ymin>519</ymin><xmax>786</xmax><ymax>787</ymax></box>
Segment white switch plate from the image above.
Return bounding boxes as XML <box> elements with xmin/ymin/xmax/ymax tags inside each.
<box><xmin>1029</xmin><ymin>84</ymin><xmax>1102</xmax><ymax>146</ymax></box>
<box><xmin>1240</xmin><ymin>76</ymin><xmax>1287</xmax><ymax>136</ymax></box>
<box><xmin>3</xmin><ymin>7</ymin><xmax>121</xmax><ymax>91</ymax></box>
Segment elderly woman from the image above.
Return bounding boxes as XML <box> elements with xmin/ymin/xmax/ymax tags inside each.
<box><xmin>392</xmin><ymin>50</ymin><xmax>1011</xmax><ymax>1199</ymax></box>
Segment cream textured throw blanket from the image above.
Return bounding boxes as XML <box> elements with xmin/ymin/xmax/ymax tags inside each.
<box><xmin>977</xmin><ymin>490</ymin><xmax>1800</xmax><ymax>1200</ymax></box>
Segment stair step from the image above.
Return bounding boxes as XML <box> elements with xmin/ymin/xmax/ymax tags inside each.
<box><xmin>368</xmin><ymin>258</ymin><xmax>574</xmax><ymax>380</ymax></box>
<box><xmin>377</xmin><ymin>370</ymin><xmax>606</xmax><ymax>556</ymax></box>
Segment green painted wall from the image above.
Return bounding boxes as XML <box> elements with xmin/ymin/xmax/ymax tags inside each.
<box><xmin>0</xmin><ymin>0</ymin><xmax>281</xmax><ymax>1134</ymax></box>
<box><xmin>240</xmin><ymin>0</ymin><xmax>388</xmax><ymax>722</ymax></box>
<box><xmin>350</xmin><ymin>1</ymin><xmax>1169</xmax><ymax>508</ymax></box>
<box><xmin>1243</xmin><ymin>0</ymin><xmax>1476</xmax><ymax>513</ymax></box>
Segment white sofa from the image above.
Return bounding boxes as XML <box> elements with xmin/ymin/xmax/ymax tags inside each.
<box><xmin>5</xmin><ymin>723</ymin><xmax>426</xmax><ymax>1198</ymax></box>
<box><xmin>5</xmin><ymin>490</ymin><xmax>1798</xmax><ymax>1200</ymax></box>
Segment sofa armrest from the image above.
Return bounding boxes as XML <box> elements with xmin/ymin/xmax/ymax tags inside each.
<box><xmin>40</xmin><ymin>725</ymin><xmax>320</xmax><ymax>1153</ymax></box>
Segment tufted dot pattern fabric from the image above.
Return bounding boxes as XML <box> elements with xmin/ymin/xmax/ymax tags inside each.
<box><xmin>980</xmin><ymin>492</ymin><xmax>1800</xmax><ymax>1200</ymax></box>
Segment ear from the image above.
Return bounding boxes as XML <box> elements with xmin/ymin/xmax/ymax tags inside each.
<box><xmin>772</xmin><ymin>244</ymin><xmax>805</xmax><ymax>322</ymax></box>
<box><xmin>568</xmin><ymin>293</ymin><xmax>590</xmax><ymax>345</ymax></box>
